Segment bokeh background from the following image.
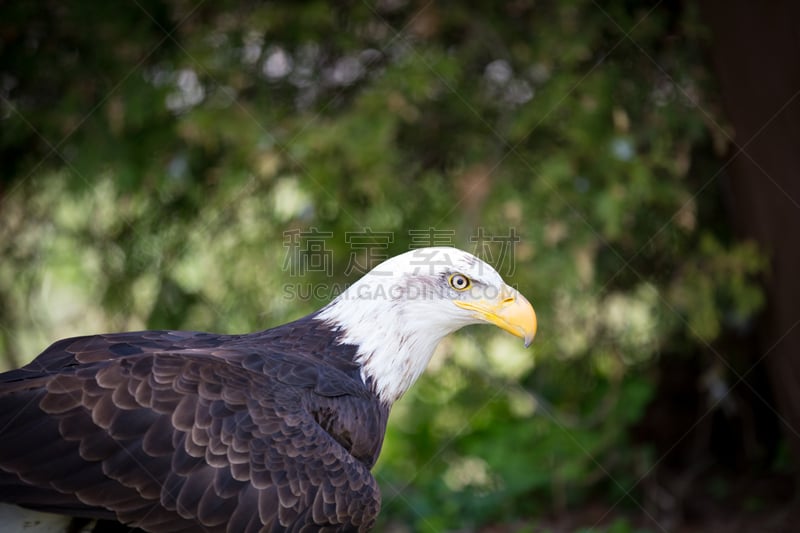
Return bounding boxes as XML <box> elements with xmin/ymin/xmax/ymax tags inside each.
<box><xmin>2</xmin><ymin>1</ymin><xmax>799</xmax><ymax>532</ymax></box>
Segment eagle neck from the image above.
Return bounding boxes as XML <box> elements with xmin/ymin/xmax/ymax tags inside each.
<box><xmin>315</xmin><ymin>287</ymin><xmax>446</xmax><ymax>405</ymax></box>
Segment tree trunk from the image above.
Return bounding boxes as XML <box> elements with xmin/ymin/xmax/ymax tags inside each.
<box><xmin>702</xmin><ymin>0</ymin><xmax>800</xmax><ymax>463</ymax></box>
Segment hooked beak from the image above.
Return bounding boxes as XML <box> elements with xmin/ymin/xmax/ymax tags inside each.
<box><xmin>454</xmin><ymin>284</ymin><xmax>537</xmax><ymax>347</ymax></box>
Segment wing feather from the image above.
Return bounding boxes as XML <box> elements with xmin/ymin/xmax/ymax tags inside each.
<box><xmin>0</xmin><ymin>327</ymin><xmax>383</xmax><ymax>532</ymax></box>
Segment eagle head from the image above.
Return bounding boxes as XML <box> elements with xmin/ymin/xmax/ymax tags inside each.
<box><xmin>317</xmin><ymin>247</ymin><xmax>537</xmax><ymax>404</ymax></box>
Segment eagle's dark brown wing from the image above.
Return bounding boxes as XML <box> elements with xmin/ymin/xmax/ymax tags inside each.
<box><xmin>0</xmin><ymin>332</ymin><xmax>382</xmax><ymax>532</ymax></box>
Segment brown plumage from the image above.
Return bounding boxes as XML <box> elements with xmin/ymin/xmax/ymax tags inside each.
<box><xmin>0</xmin><ymin>320</ymin><xmax>385</xmax><ymax>532</ymax></box>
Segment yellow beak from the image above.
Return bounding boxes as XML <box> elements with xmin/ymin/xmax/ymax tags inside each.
<box><xmin>454</xmin><ymin>285</ymin><xmax>537</xmax><ymax>347</ymax></box>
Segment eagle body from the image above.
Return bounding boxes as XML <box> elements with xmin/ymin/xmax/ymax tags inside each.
<box><xmin>0</xmin><ymin>316</ymin><xmax>386</xmax><ymax>531</ymax></box>
<box><xmin>0</xmin><ymin>247</ymin><xmax>536</xmax><ymax>532</ymax></box>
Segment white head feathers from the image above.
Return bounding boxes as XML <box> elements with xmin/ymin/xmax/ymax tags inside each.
<box><xmin>316</xmin><ymin>247</ymin><xmax>530</xmax><ymax>404</ymax></box>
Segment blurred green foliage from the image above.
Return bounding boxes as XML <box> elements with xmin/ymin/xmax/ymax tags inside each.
<box><xmin>0</xmin><ymin>1</ymin><xmax>765</xmax><ymax>531</ymax></box>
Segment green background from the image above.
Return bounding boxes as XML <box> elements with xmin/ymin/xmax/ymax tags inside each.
<box><xmin>1</xmin><ymin>2</ymin><xmax>790</xmax><ymax>531</ymax></box>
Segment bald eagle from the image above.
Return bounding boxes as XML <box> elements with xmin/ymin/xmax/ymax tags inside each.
<box><xmin>0</xmin><ymin>247</ymin><xmax>536</xmax><ymax>532</ymax></box>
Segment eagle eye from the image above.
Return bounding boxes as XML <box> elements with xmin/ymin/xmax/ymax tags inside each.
<box><xmin>448</xmin><ymin>273</ymin><xmax>471</xmax><ymax>291</ymax></box>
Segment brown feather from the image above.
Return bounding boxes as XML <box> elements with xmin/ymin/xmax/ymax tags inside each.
<box><xmin>0</xmin><ymin>317</ymin><xmax>387</xmax><ymax>532</ymax></box>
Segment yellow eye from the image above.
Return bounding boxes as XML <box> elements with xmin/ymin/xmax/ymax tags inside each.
<box><xmin>449</xmin><ymin>273</ymin><xmax>471</xmax><ymax>291</ymax></box>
